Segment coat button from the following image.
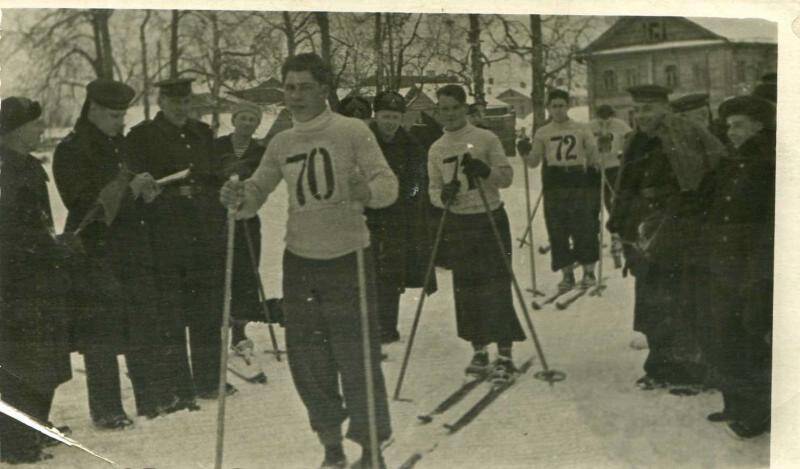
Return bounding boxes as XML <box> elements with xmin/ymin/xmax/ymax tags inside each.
<box><xmin>185</xmin><ymin>144</ymin><xmax>191</xmax><ymax>149</ymax></box>
<box><xmin>722</xmin><ymin>235</ymin><xmax>727</xmax><ymax>242</ymax></box>
<box><xmin>181</xmin><ymin>133</ymin><xmax>186</xmax><ymax>138</ymax></box>
<box><xmin>723</xmin><ymin>215</ymin><xmax>729</xmax><ymax>221</ymax></box>
<box><xmin>739</xmin><ymin>163</ymin><xmax>745</xmax><ymax>168</ymax></box>
<box><xmin>725</xmin><ymin>195</ymin><xmax>731</xmax><ymax>202</ymax></box>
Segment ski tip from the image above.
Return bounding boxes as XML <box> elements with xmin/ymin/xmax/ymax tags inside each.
<box><xmin>417</xmin><ymin>415</ymin><xmax>433</xmax><ymax>424</ymax></box>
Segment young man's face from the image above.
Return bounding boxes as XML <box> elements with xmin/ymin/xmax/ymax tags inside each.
<box><xmin>726</xmin><ymin>114</ymin><xmax>763</xmax><ymax>149</ymax></box>
<box><xmin>547</xmin><ymin>98</ymin><xmax>569</xmax><ymax>122</ymax></box>
<box><xmin>232</xmin><ymin>111</ymin><xmax>261</xmax><ymax>137</ymax></box>
<box><xmin>88</xmin><ymin>102</ymin><xmax>127</xmax><ymax>137</ymax></box>
<box><xmin>375</xmin><ymin>110</ymin><xmax>402</xmax><ymax>139</ymax></box>
<box><xmin>159</xmin><ymin>94</ymin><xmax>192</xmax><ymax>127</ymax></box>
<box><xmin>284</xmin><ymin>70</ymin><xmax>328</xmax><ymax>123</ymax></box>
<box><xmin>634</xmin><ymin>101</ymin><xmax>669</xmax><ymax>133</ymax></box>
<box><xmin>437</xmin><ymin>95</ymin><xmax>468</xmax><ymax>131</ymax></box>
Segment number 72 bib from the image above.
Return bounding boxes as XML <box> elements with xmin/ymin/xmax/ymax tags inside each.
<box><xmin>545</xmin><ymin>133</ymin><xmax>585</xmax><ymax>167</ymax></box>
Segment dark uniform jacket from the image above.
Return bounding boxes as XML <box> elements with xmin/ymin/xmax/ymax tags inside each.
<box><xmin>0</xmin><ymin>146</ymin><xmax>72</xmax><ymax>393</ymax></box>
<box><xmin>365</xmin><ymin>122</ymin><xmax>436</xmax><ymax>293</ymax></box>
<box><xmin>53</xmin><ymin>119</ymin><xmax>161</xmax><ymax>351</ymax></box>
<box><xmin>609</xmin><ymin>115</ymin><xmax>723</xmax><ymax>267</ymax></box>
<box><xmin>699</xmin><ymin>130</ymin><xmax>775</xmax><ymax>337</ymax></box>
<box><xmin>126</xmin><ymin>112</ymin><xmax>225</xmax><ymax>299</ymax></box>
<box><xmin>213</xmin><ymin>134</ymin><xmax>265</xmax><ymax>321</ymax></box>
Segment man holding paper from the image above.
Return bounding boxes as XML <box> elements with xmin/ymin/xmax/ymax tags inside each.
<box><xmin>127</xmin><ymin>77</ymin><xmax>235</xmax><ymax>408</ymax></box>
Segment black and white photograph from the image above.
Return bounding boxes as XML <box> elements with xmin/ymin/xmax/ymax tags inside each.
<box><xmin>0</xmin><ymin>1</ymin><xmax>797</xmax><ymax>467</ymax></box>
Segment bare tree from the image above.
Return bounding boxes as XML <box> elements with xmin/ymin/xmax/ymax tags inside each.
<box><xmin>139</xmin><ymin>10</ymin><xmax>152</xmax><ymax>119</ymax></box>
<box><xmin>169</xmin><ymin>10</ymin><xmax>181</xmax><ymax>78</ymax></box>
<box><xmin>468</xmin><ymin>14</ymin><xmax>485</xmax><ymax>104</ymax></box>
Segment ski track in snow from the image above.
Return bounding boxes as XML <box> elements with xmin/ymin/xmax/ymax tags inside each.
<box><xmin>16</xmin><ymin>156</ymin><xmax>769</xmax><ymax>469</ymax></box>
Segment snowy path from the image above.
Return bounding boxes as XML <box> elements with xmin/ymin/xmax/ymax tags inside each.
<box><xmin>16</xmin><ymin>157</ymin><xmax>769</xmax><ymax>468</ymax></box>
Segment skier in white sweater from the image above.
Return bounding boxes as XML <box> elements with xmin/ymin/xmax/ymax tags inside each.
<box><xmin>428</xmin><ymin>84</ymin><xmax>526</xmax><ymax>383</ymax></box>
<box><xmin>221</xmin><ymin>53</ymin><xmax>397</xmax><ymax>469</ymax></box>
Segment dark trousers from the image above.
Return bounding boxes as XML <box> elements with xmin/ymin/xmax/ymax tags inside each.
<box><xmin>83</xmin><ymin>348</ymin><xmax>125</xmax><ymax>422</ymax></box>
<box><xmin>543</xmin><ymin>186</ymin><xmax>601</xmax><ymax>271</ymax></box>
<box><xmin>186</xmin><ymin>315</ymin><xmax>222</xmax><ymax>395</ymax></box>
<box><xmin>125</xmin><ymin>345</ymin><xmax>175</xmax><ymax>416</ymax></box>
<box><xmin>0</xmin><ymin>383</ymin><xmax>55</xmax><ymax>458</ymax></box>
<box><xmin>376</xmin><ymin>279</ymin><xmax>401</xmax><ymax>341</ymax></box>
<box><xmin>282</xmin><ymin>249</ymin><xmax>392</xmax><ymax>447</ymax></box>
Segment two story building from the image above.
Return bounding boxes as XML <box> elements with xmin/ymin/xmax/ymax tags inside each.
<box><xmin>577</xmin><ymin>16</ymin><xmax>777</xmax><ymax>124</ymax></box>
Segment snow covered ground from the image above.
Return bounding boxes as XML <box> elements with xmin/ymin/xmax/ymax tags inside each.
<box><xmin>18</xmin><ymin>156</ymin><xmax>771</xmax><ymax>469</ymax></box>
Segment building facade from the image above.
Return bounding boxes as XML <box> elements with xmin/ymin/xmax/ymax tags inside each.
<box><xmin>578</xmin><ymin>16</ymin><xmax>777</xmax><ymax>125</ymax></box>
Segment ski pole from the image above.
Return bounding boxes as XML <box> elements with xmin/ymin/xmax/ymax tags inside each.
<box><xmin>516</xmin><ymin>189</ymin><xmax>543</xmax><ymax>248</ymax></box>
<box><xmin>215</xmin><ymin>175</ymin><xmax>238</xmax><ymax>469</ymax></box>
<box><xmin>356</xmin><ymin>246</ymin><xmax>380</xmax><ymax>469</ymax></box>
<box><xmin>242</xmin><ymin>224</ymin><xmax>283</xmax><ymax>361</ymax></box>
<box><xmin>522</xmin><ymin>166</ymin><xmax>544</xmax><ymax>296</ymax></box>
<box><xmin>595</xmin><ymin>159</ymin><xmax>606</xmax><ymax>295</ymax></box>
<box><xmin>394</xmin><ymin>162</ymin><xmax>460</xmax><ymax>401</ymax></box>
<box><xmin>473</xmin><ymin>177</ymin><xmax>564</xmax><ymax>384</ymax></box>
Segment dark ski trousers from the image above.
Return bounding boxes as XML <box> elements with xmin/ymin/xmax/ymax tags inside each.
<box><xmin>376</xmin><ymin>279</ymin><xmax>401</xmax><ymax>341</ymax></box>
<box><xmin>0</xmin><ymin>383</ymin><xmax>55</xmax><ymax>458</ymax></box>
<box><xmin>282</xmin><ymin>249</ymin><xmax>392</xmax><ymax>447</ymax></box>
<box><xmin>543</xmin><ymin>185</ymin><xmax>601</xmax><ymax>272</ymax></box>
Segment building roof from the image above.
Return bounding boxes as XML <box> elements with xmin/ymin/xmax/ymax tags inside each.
<box><xmin>580</xmin><ymin>16</ymin><xmax>776</xmax><ymax>58</ymax></box>
<box><xmin>689</xmin><ymin>17</ymin><xmax>777</xmax><ymax>44</ymax></box>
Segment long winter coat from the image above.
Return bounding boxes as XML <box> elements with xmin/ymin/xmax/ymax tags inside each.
<box><xmin>0</xmin><ymin>146</ymin><xmax>72</xmax><ymax>394</ymax></box>
<box><xmin>365</xmin><ymin>122</ymin><xmax>437</xmax><ymax>293</ymax></box>
<box><xmin>53</xmin><ymin>118</ymin><xmax>166</xmax><ymax>352</ymax></box>
<box><xmin>213</xmin><ymin>134</ymin><xmax>266</xmax><ymax>321</ymax></box>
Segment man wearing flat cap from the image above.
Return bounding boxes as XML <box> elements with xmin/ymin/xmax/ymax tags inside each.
<box><xmin>338</xmin><ymin>95</ymin><xmax>373</xmax><ymax>122</ymax></box>
<box><xmin>366</xmin><ymin>90</ymin><xmax>437</xmax><ymax>345</ymax></box>
<box><xmin>127</xmin><ymin>77</ymin><xmax>235</xmax><ymax>406</ymax></box>
<box><xmin>53</xmin><ymin>78</ymin><xmax>180</xmax><ymax>426</ymax></box>
<box><xmin>608</xmin><ymin>84</ymin><xmax>726</xmax><ymax>392</ymax></box>
<box><xmin>699</xmin><ymin>95</ymin><xmax>775</xmax><ymax>439</ymax></box>
<box><xmin>0</xmin><ymin>97</ymin><xmax>73</xmax><ymax>463</ymax></box>
<box><xmin>670</xmin><ymin>93</ymin><xmax>713</xmax><ymax>129</ymax></box>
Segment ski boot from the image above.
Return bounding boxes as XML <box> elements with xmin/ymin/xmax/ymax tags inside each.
<box><xmin>635</xmin><ymin>375</ymin><xmax>666</xmax><ymax>391</ymax></box>
<box><xmin>465</xmin><ymin>349</ymin><xmax>491</xmax><ymax>376</ymax></box>
<box><xmin>558</xmin><ymin>271</ymin><xmax>576</xmax><ymax>293</ymax></box>
<box><xmin>94</xmin><ymin>414</ymin><xmax>134</xmax><ymax>431</ymax></box>
<box><xmin>490</xmin><ymin>356</ymin><xmax>517</xmax><ymax>385</ymax></box>
<box><xmin>581</xmin><ymin>271</ymin><xmax>597</xmax><ymax>288</ymax></box>
<box><xmin>320</xmin><ymin>443</ymin><xmax>347</xmax><ymax>469</ymax></box>
<box><xmin>228</xmin><ymin>339</ymin><xmax>267</xmax><ymax>384</ymax></box>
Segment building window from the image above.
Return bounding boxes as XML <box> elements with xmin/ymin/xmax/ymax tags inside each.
<box><xmin>625</xmin><ymin>69</ymin><xmax>640</xmax><ymax>87</ymax></box>
<box><xmin>488</xmin><ymin>77</ymin><xmax>494</xmax><ymax>85</ymax></box>
<box><xmin>735</xmin><ymin>60</ymin><xmax>747</xmax><ymax>83</ymax></box>
<box><xmin>602</xmin><ymin>70</ymin><xmax>617</xmax><ymax>93</ymax></box>
<box><xmin>520</xmin><ymin>81</ymin><xmax>527</xmax><ymax>89</ymax></box>
<box><xmin>644</xmin><ymin>21</ymin><xmax>665</xmax><ymax>41</ymax></box>
<box><xmin>665</xmin><ymin>65</ymin><xmax>679</xmax><ymax>88</ymax></box>
<box><xmin>692</xmin><ymin>63</ymin><xmax>708</xmax><ymax>87</ymax></box>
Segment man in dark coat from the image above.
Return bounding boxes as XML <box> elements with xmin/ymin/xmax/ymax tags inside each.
<box><xmin>0</xmin><ymin>97</ymin><xmax>73</xmax><ymax>464</ymax></box>
<box><xmin>126</xmin><ymin>78</ymin><xmax>234</xmax><ymax>403</ymax></box>
<box><xmin>365</xmin><ymin>91</ymin><xmax>437</xmax><ymax>344</ymax></box>
<box><xmin>701</xmin><ymin>96</ymin><xmax>774</xmax><ymax>439</ymax></box>
<box><xmin>608</xmin><ymin>85</ymin><xmax>726</xmax><ymax>391</ymax></box>
<box><xmin>53</xmin><ymin>79</ymin><xmax>178</xmax><ymax>424</ymax></box>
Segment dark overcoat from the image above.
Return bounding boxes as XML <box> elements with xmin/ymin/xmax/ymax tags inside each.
<box><xmin>53</xmin><ymin>119</ymin><xmax>167</xmax><ymax>352</ymax></box>
<box><xmin>125</xmin><ymin>112</ymin><xmax>225</xmax><ymax>320</ymax></box>
<box><xmin>0</xmin><ymin>146</ymin><xmax>72</xmax><ymax>394</ymax></box>
<box><xmin>365</xmin><ymin>122</ymin><xmax>436</xmax><ymax>293</ymax></box>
